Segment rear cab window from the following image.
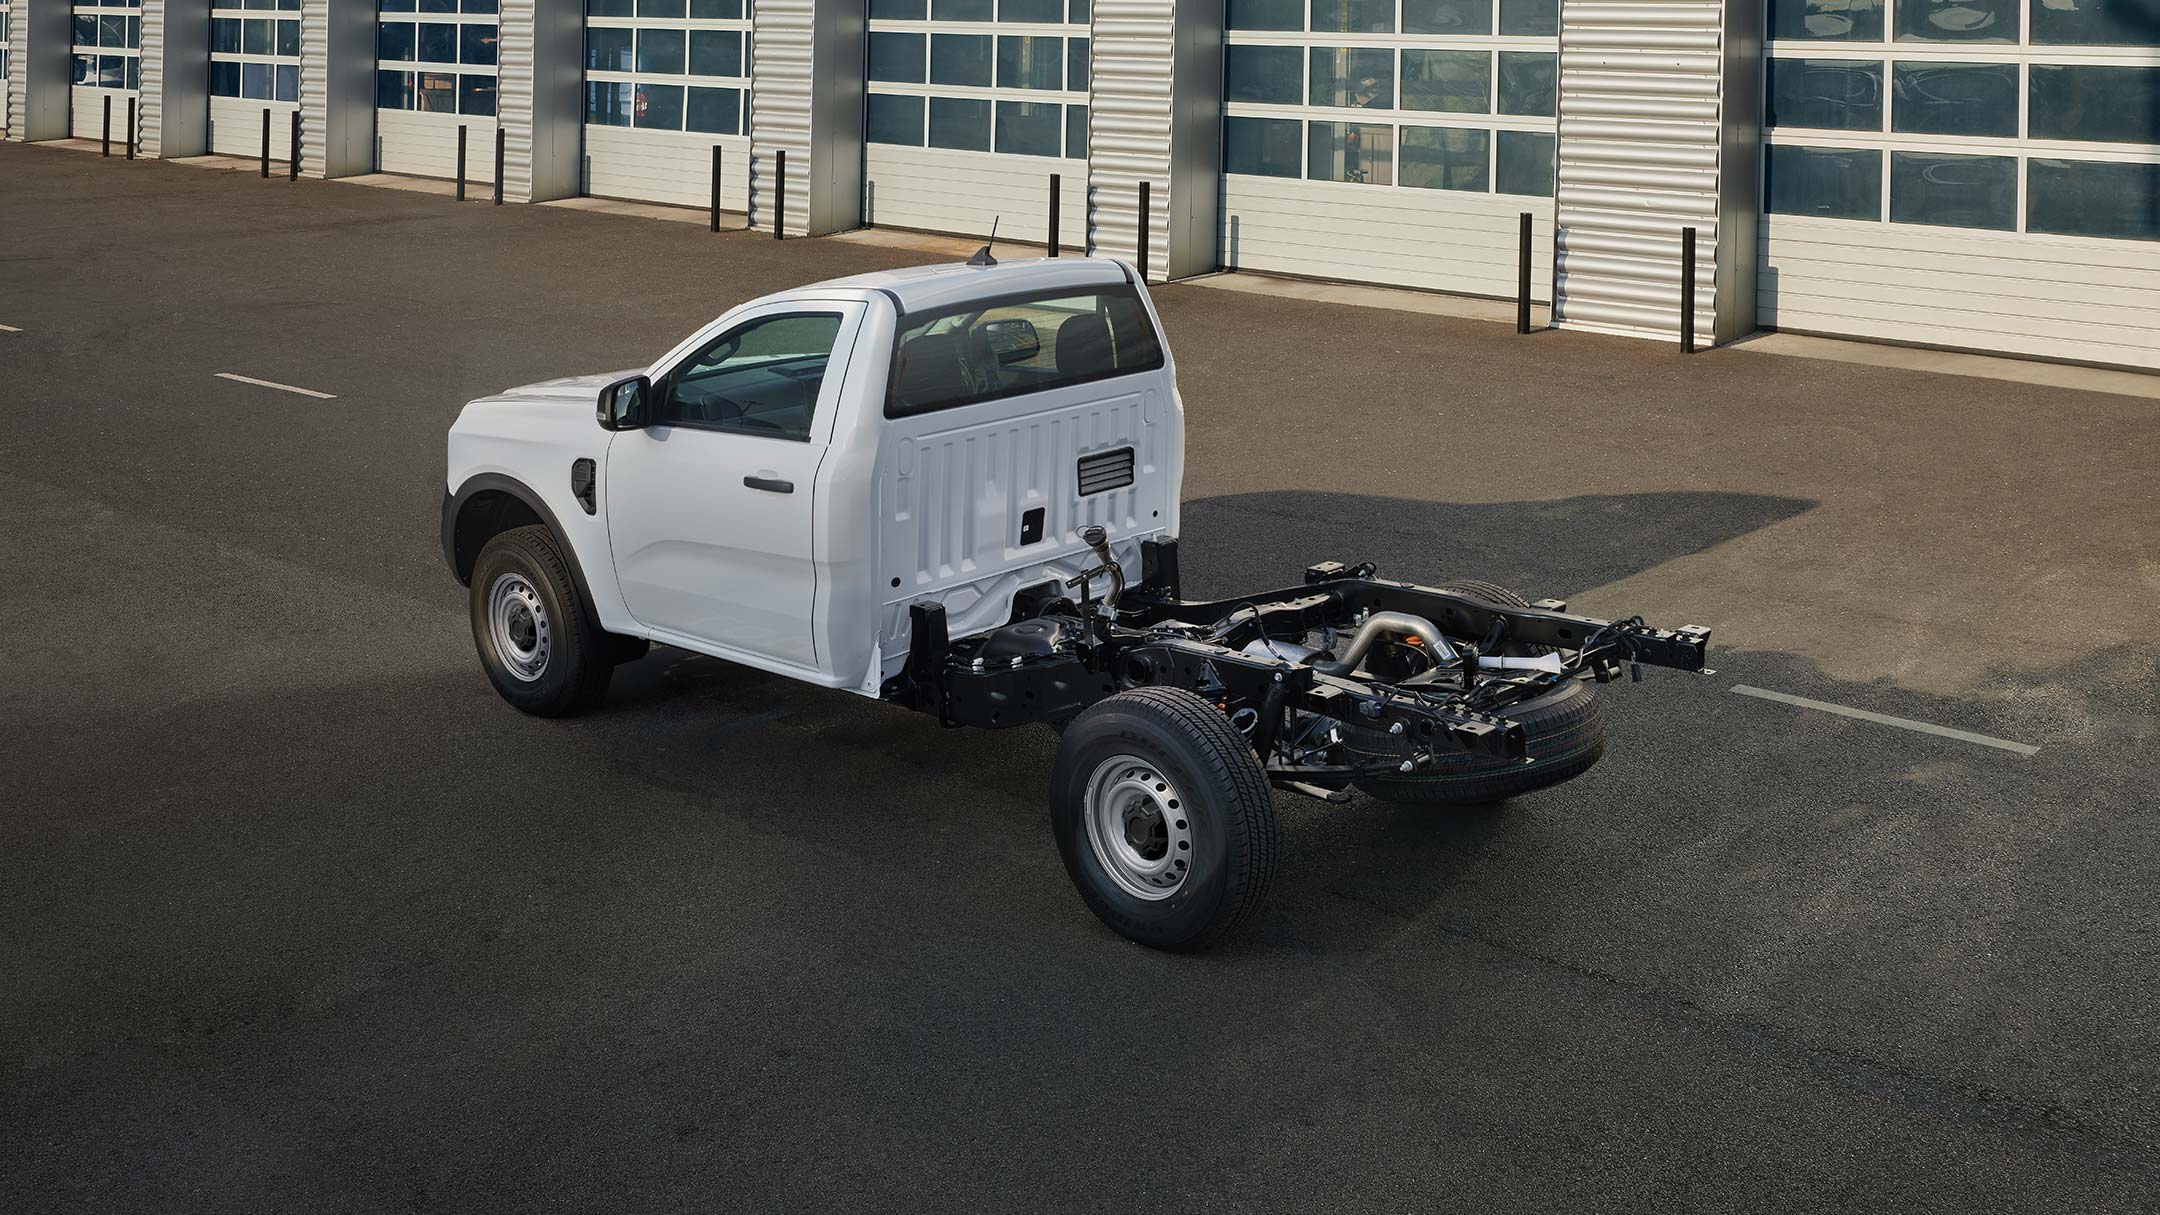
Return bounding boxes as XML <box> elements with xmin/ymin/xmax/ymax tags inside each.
<box><xmin>885</xmin><ymin>285</ymin><xmax>1165</xmax><ymax>418</ymax></box>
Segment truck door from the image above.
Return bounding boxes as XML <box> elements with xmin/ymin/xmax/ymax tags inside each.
<box><xmin>606</xmin><ymin>301</ymin><xmax>866</xmax><ymax>671</ymax></box>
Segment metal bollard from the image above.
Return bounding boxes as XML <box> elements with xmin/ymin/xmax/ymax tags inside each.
<box><xmin>102</xmin><ymin>96</ymin><xmax>111</xmax><ymax>156</ymax></box>
<box><xmin>1517</xmin><ymin>212</ymin><xmax>1532</xmax><ymax>335</ymax></box>
<box><xmin>289</xmin><ymin>111</ymin><xmax>300</xmax><ymax>180</ymax></box>
<box><xmin>1680</xmin><ymin>225</ymin><xmax>1697</xmax><ymax>355</ymax></box>
<box><xmin>1047</xmin><ymin>173</ymin><xmax>1060</xmax><ymax>257</ymax></box>
<box><xmin>455</xmin><ymin>126</ymin><xmax>468</xmax><ymax>202</ymax></box>
<box><xmin>126</xmin><ymin>97</ymin><xmax>136</xmax><ymax>159</ymax></box>
<box><xmin>1137</xmin><ymin>181</ymin><xmax>1150</xmax><ymax>282</ymax></box>
<box><xmin>494</xmin><ymin>127</ymin><xmax>504</xmax><ymax>204</ymax></box>
<box><xmin>710</xmin><ymin>145</ymin><xmax>722</xmax><ymax>233</ymax></box>
<box><xmin>773</xmin><ymin>149</ymin><xmax>785</xmax><ymax>240</ymax></box>
<box><xmin>260</xmin><ymin>109</ymin><xmax>270</xmax><ymax>177</ymax></box>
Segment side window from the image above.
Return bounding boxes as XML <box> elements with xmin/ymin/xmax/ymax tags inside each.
<box><xmin>659</xmin><ymin>312</ymin><xmax>844</xmax><ymax>441</ymax></box>
<box><xmin>886</xmin><ymin>286</ymin><xmax>1166</xmax><ymax>417</ymax></box>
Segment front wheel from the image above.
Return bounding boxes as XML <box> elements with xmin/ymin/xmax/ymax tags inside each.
<box><xmin>1049</xmin><ymin>688</ymin><xmax>1280</xmax><ymax>950</ymax></box>
<box><xmin>469</xmin><ymin>524</ymin><xmax>614</xmax><ymax>717</ymax></box>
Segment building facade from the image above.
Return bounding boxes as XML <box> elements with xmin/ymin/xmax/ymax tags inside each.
<box><xmin>6</xmin><ymin>0</ymin><xmax>2156</xmax><ymax>369</ymax></box>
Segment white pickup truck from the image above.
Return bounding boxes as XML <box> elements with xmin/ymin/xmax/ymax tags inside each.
<box><xmin>443</xmin><ymin>254</ymin><xmax>1709</xmax><ymax>949</ymax></box>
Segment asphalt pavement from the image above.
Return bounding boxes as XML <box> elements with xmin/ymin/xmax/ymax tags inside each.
<box><xmin>3</xmin><ymin>142</ymin><xmax>2157</xmax><ymax>1213</ymax></box>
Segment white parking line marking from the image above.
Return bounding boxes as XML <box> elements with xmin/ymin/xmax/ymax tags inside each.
<box><xmin>0</xmin><ymin>323</ymin><xmax>22</xmax><ymax>333</ymax></box>
<box><xmin>214</xmin><ymin>372</ymin><xmax>336</xmax><ymax>400</ymax></box>
<box><xmin>1731</xmin><ymin>684</ymin><xmax>2039</xmax><ymax>756</ymax></box>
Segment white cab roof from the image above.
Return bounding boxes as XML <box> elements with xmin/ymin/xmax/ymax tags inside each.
<box><xmin>805</xmin><ymin>256</ymin><xmax>1133</xmax><ymax>316</ymax></box>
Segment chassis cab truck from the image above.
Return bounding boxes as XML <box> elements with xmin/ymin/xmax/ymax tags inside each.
<box><xmin>444</xmin><ymin>256</ymin><xmax>1710</xmax><ymax>949</ymax></box>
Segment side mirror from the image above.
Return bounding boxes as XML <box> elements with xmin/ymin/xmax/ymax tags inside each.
<box><xmin>596</xmin><ymin>374</ymin><xmax>650</xmax><ymax>431</ymax></box>
<box><xmin>981</xmin><ymin>317</ymin><xmax>1041</xmax><ymax>365</ymax></box>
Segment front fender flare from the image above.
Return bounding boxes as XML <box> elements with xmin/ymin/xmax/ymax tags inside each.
<box><xmin>442</xmin><ymin>473</ymin><xmax>606</xmax><ymax>633</ymax></box>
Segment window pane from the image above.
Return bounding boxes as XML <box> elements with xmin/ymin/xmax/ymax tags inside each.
<box><xmin>587</xmin><ymin>26</ymin><xmax>631</xmax><ymax>71</ymax></box>
<box><xmin>1227</xmin><ymin>0</ymin><xmax>1302</xmax><ymax>29</ymax></box>
<box><xmin>244</xmin><ymin>17</ymin><xmax>272</xmax><ymax>53</ymax></box>
<box><xmin>2029</xmin><ymin>64</ymin><xmax>2160</xmax><ymax>144</ymax></box>
<box><xmin>459</xmin><ymin>72</ymin><xmax>496</xmax><ymax>114</ymax></box>
<box><xmin>929</xmin><ymin>95</ymin><xmax>991</xmax><ymax>149</ymax></box>
<box><xmin>460</xmin><ymin>23</ymin><xmax>496</xmax><ymax>65</ymax></box>
<box><xmin>868</xmin><ymin>31</ymin><xmax>924</xmax><ymax>81</ymax></box>
<box><xmin>669</xmin><ymin>314</ymin><xmax>842</xmax><ymax>439</ymax></box>
<box><xmin>1765</xmin><ymin>144</ymin><xmax>1882</xmax><ymax>219</ymax></box>
<box><xmin>638</xmin><ymin>28</ymin><xmax>685</xmax><ymax>74</ymax></box>
<box><xmin>635</xmin><ymin>81</ymin><xmax>684</xmax><ymax>127</ymax></box>
<box><xmin>866</xmin><ymin>92</ymin><xmax>925</xmax><ymax>143</ymax></box>
<box><xmin>1307</xmin><ymin>120</ymin><xmax>1392</xmax><ymax>184</ymax></box>
<box><xmin>416</xmin><ymin>69</ymin><xmax>456</xmax><ymax>110</ymax></box>
<box><xmin>1890</xmin><ymin>61</ymin><xmax>2014</xmax><ymax>136</ymax></box>
<box><xmin>689</xmin><ymin>0</ymin><xmax>742</xmax><ymax>15</ymax></box>
<box><xmin>637</xmin><ymin>0</ymin><xmax>685</xmax><ymax>14</ymax></box>
<box><xmin>870</xmin><ymin>0</ymin><xmax>927</xmax><ymax>16</ymax></box>
<box><xmin>1894</xmin><ymin>0</ymin><xmax>2013</xmax><ymax>41</ymax></box>
<box><xmin>888</xmin><ymin>290</ymin><xmax>1161</xmax><ymax>417</ymax></box>
<box><xmin>1498</xmin><ymin>0</ymin><xmax>1557</xmax><ymax>36</ymax></box>
<box><xmin>377</xmin><ymin>68</ymin><xmax>411</xmax><ymax>107</ymax></box>
<box><xmin>1765</xmin><ymin>57</ymin><xmax>1884</xmax><ymax>129</ymax></box>
<box><xmin>2031</xmin><ymin>0</ymin><xmax>2159</xmax><ymax>45</ymax></box>
<box><xmin>2027</xmin><ymin>159</ymin><xmax>2160</xmax><ymax>241</ymax></box>
<box><xmin>930</xmin><ymin>33</ymin><xmax>992</xmax><ymax>86</ymax></box>
<box><xmin>127</xmin><ymin>16</ymin><xmax>141</xmax><ymax>47</ymax></box>
<box><xmin>98</xmin><ymin>54</ymin><xmax>124</xmax><ymax>86</ymax></box>
<box><xmin>933</xmin><ymin>0</ymin><xmax>992</xmax><ymax>17</ymax></box>
<box><xmin>995</xmin><ymin>99</ymin><xmax>1062</xmax><ymax>154</ymax></box>
<box><xmin>419</xmin><ymin>0</ymin><xmax>455</xmax><ymax>11</ymax></box>
<box><xmin>689</xmin><ymin>29</ymin><xmax>741</xmax><ymax>76</ymax></box>
<box><xmin>1400</xmin><ymin>49</ymin><xmax>1487</xmax><ymax>113</ymax></box>
<box><xmin>74</xmin><ymin>15</ymin><xmax>94</xmax><ymax>45</ymax></box>
<box><xmin>415</xmin><ymin>21</ymin><xmax>453</xmax><ymax>61</ymax></box>
<box><xmin>249</xmin><ymin>0</ymin><xmax>280</xmax><ymax>11</ymax></box>
<box><xmin>1227</xmin><ymin>45</ymin><xmax>1302</xmax><ymax>104</ymax></box>
<box><xmin>1001</xmin><ymin>0</ymin><xmax>1061</xmax><ymax>20</ymax></box>
<box><xmin>463</xmin><ymin>0</ymin><xmax>498</xmax><ymax>12</ymax></box>
<box><xmin>1070</xmin><ymin>0</ymin><xmax>1090</xmax><ymax>20</ymax></box>
<box><xmin>1235</xmin><ymin>114</ymin><xmax>1296</xmax><ymax>177</ymax></box>
<box><xmin>686</xmin><ymin>85</ymin><xmax>741</xmax><ymax>132</ymax></box>
<box><xmin>587</xmin><ymin>0</ymin><xmax>631</xmax><ymax>14</ymax></box>
<box><xmin>213</xmin><ymin>17</ymin><xmax>241</xmax><ymax>53</ymax></box>
<box><xmin>241</xmin><ymin>60</ymin><xmax>269</xmax><ymax>97</ymax></box>
<box><xmin>1311</xmin><ymin>47</ymin><xmax>1394</xmax><ymax>108</ymax></box>
<box><xmin>1400</xmin><ymin>125</ymin><xmax>1488</xmax><ymax>191</ymax></box>
<box><xmin>1065</xmin><ymin>103</ymin><xmax>1086</xmax><ymax>157</ymax></box>
<box><xmin>1497</xmin><ymin>51</ymin><xmax>1555</xmax><ymax>116</ymax></box>
<box><xmin>381</xmin><ymin>0</ymin><xmax>419</xmax><ymax>10</ymax></box>
<box><xmin>1495</xmin><ymin>128</ymin><xmax>1555</xmax><ymax>195</ymax></box>
<box><xmin>212</xmin><ymin>61</ymin><xmax>241</xmax><ymax>96</ymax></box>
<box><xmin>127</xmin><ymin>56</ymin><xmax>141</xmax><ymax>89</ymax></box>
<box><xmin>74</xmin><ymin>55</ymin><xmax>94</xmax><ymax>85</ymax></box>
<box><xmin>1768</xmin><ymin>0</ymin><xmax>1884</xmax><ymax>40</ymax></box>
<box><xmin>277</xmin><ymin>18</ymin><xmax>299</xmax><ymax>55</ymax></box>
<box><xmin>1068</xmin><ymin>37</ymin><xmax>1088</xmax><ymax>90</ymax></box>
<box><xmin>997</xmin><ymin>35</ymin><xmax>1062</xmax><ymax>89</ymax></box>
<box><xmin>1311</xmin><ymin>0</ymin><xmax>1392</xmax><ymax>33</ymax></box>
<box><xmin>1887</xmin><ymin>151</ymin><xmax>2013</xmax><ymax>230</ymax></box>
<box><xmin>99</xmin><ymin>14</ymin><xmax>123</xmax><ymax>45</ymax></box>
<box><xmin>586</xmin><ymin>78</ymin><xmax>632</xmax><ymax>124</ymax></box>
<box><xmin>275</xmin><ymin>63</ymin><xmax>298</xmax><ymax>100</ymax></box>
<box><xmin>1402</xmin><ymin>0</ymin><xmax>1489</xmax><ymax>33</ymax></box>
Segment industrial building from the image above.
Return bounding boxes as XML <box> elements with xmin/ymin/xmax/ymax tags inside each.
<box><xmin>5</xmin><ymin>0</ymin><xmax>2156</xmax><ymax>368</ymax></box>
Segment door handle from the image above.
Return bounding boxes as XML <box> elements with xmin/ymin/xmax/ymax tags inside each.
<box><xmin>743</xmin><ymin>475</ymin><xmax>794</xmax><ymax>494</ymax></box>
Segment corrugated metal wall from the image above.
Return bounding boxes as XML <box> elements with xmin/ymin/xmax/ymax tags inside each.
<box><xmin>747</xmin><ymin>0</ymin><xmax>811</xmax><ymax>235</ymax></box>
<box><xmin>138</xmin><ymin>0</ymin><xmax>163</xmax><ymax>155</ymax></box>
<box><xmin>1087</xmin><ymin>0</ymin><xmax>1171</xmax><ymax>278</ymax></box>
<box><xmin>1551</xmin><ymin>0</ymin><xmax>1722</xmax><ymax>341</ymax></box>
<box><xmin>298</xmin><ymin>0</ymin><xmax>329</xmax><ymax>172</ymax></box>
<box><xmin>497</xmin><ymin>0</ymin><xmax>533</xmax><ymax>201</ymax></box>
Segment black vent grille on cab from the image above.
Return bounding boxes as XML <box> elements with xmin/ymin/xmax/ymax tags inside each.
<box><xmin>1076</xmin><ymin>447</ymin><xmax>1135</xmax><ymax>497</ymax></box>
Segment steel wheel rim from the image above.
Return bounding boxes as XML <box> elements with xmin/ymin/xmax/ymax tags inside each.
<box><xmin>1082</xmin><ymin>755</ymin><xmax>1194</xmax><ymax>901</ymax></box>
<box><xmin>487</xmin><ymin>572</ymin><xmax>551</xmax><ymax>683</ymax></box>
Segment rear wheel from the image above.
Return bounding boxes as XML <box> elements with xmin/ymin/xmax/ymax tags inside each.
<box><xmin>469</xmin><ymin>525</ymin><xmax>614</xmax><ymax>717</ymax></box>
<box><xmin>1050</xmin><ymin>687</ymin><xmax>1279</xmax><ymax>950</ymax></box>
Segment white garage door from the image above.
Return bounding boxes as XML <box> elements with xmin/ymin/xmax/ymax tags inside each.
<box><xmin>374</xmin><ymin>0</ymin><xmax>499</xmax><ymax>183</ymax></box>
<box><xmin>1219</xmin><ymin>0</ymin><xmax>1557</xmax><ymax>300</ymax></box>
<box><xmin>208</xmin><ymin>1</ymin><xmax>299</xmax><ymax>160</ymax></box>
<box><xmin>70</xmin><ymin>0</ymin><xmax>138</xmax><ymax>140</ymax></box>
<box><xmin>1759</xmin><ymin>0</ymin><xmax>2160</xmax><ymax>371</ymax></box>
<box><xmin>862</xmin><ymin>0</ymin><xmax>1089</xmax><ymax>248</ymax></box>
<box><xmin>581</xmin><ymin>0</ymin><xmax>752</xmax><ymax>211</ymax></box>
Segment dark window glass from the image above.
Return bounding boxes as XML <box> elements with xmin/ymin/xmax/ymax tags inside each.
<box><xmin>1403</xmin><ymin>0</ymin><xmax>1489</xmax><ymax>33</ymax></box>
<box><xmin>1068</xmin><ymin>37</ymin><xmax>1088</xmax><ymax>90</ymax></box>
<box><xmin>1065</xmin><ymin>103</ymin><xmax>1086</xmax><ymax>157</ymax></box>
<box><xmin>886</xmin><ymin>289</ymin><xmax>1164</xmax><ymax>418</ymax></box>
<box><xmin>686</xmin><ymin>85</ymin><xmax>742</xmax><ymax>132</ymax></box>
<box><xmin>97</xmin><ymin>54</ymin><xmax>124</xmax><ymax>87</ymax></box>
<box><xmin>418</xmin><ymin>0</ymin><xmax>454</xmax><ymax>11</ymax></box>
<box><xmin>1498</xmin><ymin>0</ymin><xmax>1556</xmax><ymax>35</ymax></box>
<box><xmin>929</xmin><ymin>95</ymin><xmax>992</xmax><ymax>149</ymax></box>
<box><xmin>587</xmin><ymin>26</ymin><xmax>632</xmax><ymax>71</ymax></box>
<box><xmin>377</xmin><ymin>68</ymin><xmax>412</xmax><ymax>107</ymax></box>
<box><xmin>1495</xmin><ymin>128</ymin><xmax>1556</xmax><ymax>196</ymax></box>
<box><xmin>1400</xmin><ymin>125</ymin><xmax>1488</xmax><ymax>191</ymax></box>
<box><xmin>1888</xmin><ymin>151</ymin><xmax>2014</xmax><ymax>230</ymax></box>
<box><xmin>2027</xmin><ymin>159</ymin><xmax>2160</xmax><ymax>241</ymax></box>
<box><xmin>381</xmin><ymin>0</ymin><xmax>419</xmax><ymax>10</ymax></box>
<box><xmin>463</xmin><ymin>0</ymin><xmax>497</xmax><ymax>12</ymax></box>
<box><xmin>127</xmin><ymin>56</ymin><xmax>142</xmax><ymax>90</ymax></box>
<box><xmin>239</xmin><ymin>61</ymin><xmax>269</xmax><ymax>97</ymax></box>
<box><xmin>1311</xmin><ymin>46</ymin><xmax>1394</xmax><ymax>108</ymax></box>
<box><xmin>1891</xmin><ymin>61</ymin><xmax>2014</xmax><ymax>136</ymax></box>
<box><xmin>1768</xmin><ymin>0</ymin><xmax>1883</xmax><ymax>40</ymax></box>
<box><xmin>586</xmin><ymin>78</ymin><xmax>632</xmax><ymax>124</ymax></box>
<box><xmin>99</xmin><ymin>14</ymin><xmax>123</xmax><ymax>45</ymax></box>
<box><xmin>1895</xmin><ymin>0</ymin><xmax>2013</xmax><ymax>40</ymax></box>
<box><xmin>870</xmin><ymin>0</ymin><xmax>926</xmax><ymax>15</ymax></box>
<box><xmin>276</xmin><ymin>18</ymin><xmax>299</xmax><ymax>56</ymax></box>
<box><xmin>244</xmin><ymin>17</ymin><xmax>272</xmax><ymax>53</ymax></box>
<box><xmin>1765</xmin><ymin>144</ymin><xmax>1882</xmax><ymax>219</ymax></box>
<box><xmin>1400</xmin><ymin>49</ymin><xmax>1487</xmax><ymax>113</ymax></box>
<box><xmin>866</xmin><ymin>92</ymin><xmax>925</xmax><ymax>143</ymax></box>
<box><xmin>212</xmin><ymin>60</ymin><xmax>242</xmax><ymax>96</ymax></box>
<box><xmin>638</xmin><ymin>28</ymin><xmax>685</xmax><ymax>73</ymax></box>
<box><xmin>635</xmin><ymin>81</ymin><xmax>684</xmax><ymax>127</ymax></box>
<box><xmin>213</xmin><ymin>17</ymin><xmax>241</xmax><ymax>53</ymax></box>
<box><xmin>1497</xmin><ymin>51</ymin><xmax>1556</xmax><ymax>116</ymax></box>
<box><xmin>637</xmin><ymin>0</ymin><xmax>685</xmax><ymax>14</ymax></box>
<box><xmin>74</xmin><ymin>55</ymin><xmax>94</xmax><ymax>85</ymax></box>
<box><xmin>1311</xmin><ymin>0</ymin><xmax>1392</xmax><ymax>32</ymax></box>
<box><xmin>415</xmin><ymin>21</ymin><xmax>453</xmax><ymax>61</ymax></box>
<box><xmin>1070</xmin><ymin>0</ymin><xmax>1090</xmax><ymax>20</ymax></box>
<box><xmin>1001</xmin><ymin>0</ymin><xmax>1062</xmax><ymax>20</ymax></box>
<box><xmin>1307</xmin><ymin>120</ymin><xmax>1393</xmax><ymax>184</ymax></box>
<box><xmin>460</xmin><ymin>23</ymin><xmax>496</xmax><ymax>65</ymax></box>
<box><xmin>933</xmin><ymin>0</ymin><xmax>993</xmax><ymax>17</ymax></box>
<box><xmin>669</xmin><ymin>314</ymin><xmax>844</xmax><ymax>439</ymax></box>
<box><xmin>997</xmin><ymin>35</ymin><xmax>1062</xmax><ymax>88</ymax></box>
<box><xmin>995</xmin><ymin>99</ymin><xmax>1062</xmax><ymax>154</ymax></box>
<box><xmin>74</xmin><ymin>14</ymin><xmax>94</xmax><ymax>45</ymax></box>
<box><xmin>417</xmin><ymin>69</ymin><xmax>456</xmax><ymax>110</ymax></box>
<box><xmin>869</xmin><ymin>31</ymin><xmax>925</xmax><ymax>81</ymax></box>
<box><xmin>2030</xmin><ymin>64</ymin><xmax>2160</xmax><ymax>144</ymax></box>
<box><xmin>2031</xmin><ymin>0</ymin><xmax>2160</xmax><ymax>45</ymax></box>
<box><xmin>459</xmin><ymin>73</ymin><xmax>496</xmax><ymax>114</ymax></box>
<box><xmin>1227</xmin><ymin>0</ymin><xmax>1302</xmax><ymax>29</ymax></box>
<box><xmin>1226</xmin><ymin>44</ymin><xmax>1302</xmax><ymax>104</ymax></box>
<box><xmin>689</xmin><ymin>29</ymin><xmax>741</xmax><ymax>75</ymax></box>
<box><xmin>1765</xmin><ymin>57</ymin><xmax>1884</xmax><ymax>129</ymax></box>
<box><xmin>1225</xmin><ymin>116</ymin><xmax>1302</xmax><ymax>176</ymax></box>
<box><xmin>689</xmin><ymin>0</ymin><xmax>742</xmax><ymax>15</ymax></box>
<box><xmin>587</xmin><ymin>0</ymin><xmax>632</xmax><ymax>15</ymax></box>
<box><xmin>275</xmin><ymin>63</ymin><xmax>298</xmax><ymax>100</ymax></box>
<box><xmin>930</xmin><ymin>33</ymin><xmax>992</xmax><ymax>86</ymax></box>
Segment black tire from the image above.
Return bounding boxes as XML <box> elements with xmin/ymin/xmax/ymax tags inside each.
<box><xmin>1345</xmin><ymin>675</ymin><xmax>1603</xmax><ymax>806</ymax></box>
<box><xmin>1049</xmin><ymin>687</ymin><xmax>1280</xmax><ymax>950</ymax></box>
<box><xmin>1436</xmin><ymin>579</ymin><xmax>1555</xmax><ymax>654</ymax></box>
<box><xmin>469</xmin><ymin>524</ymin><xmax>614</xmax><ymax>717</ymax></box>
